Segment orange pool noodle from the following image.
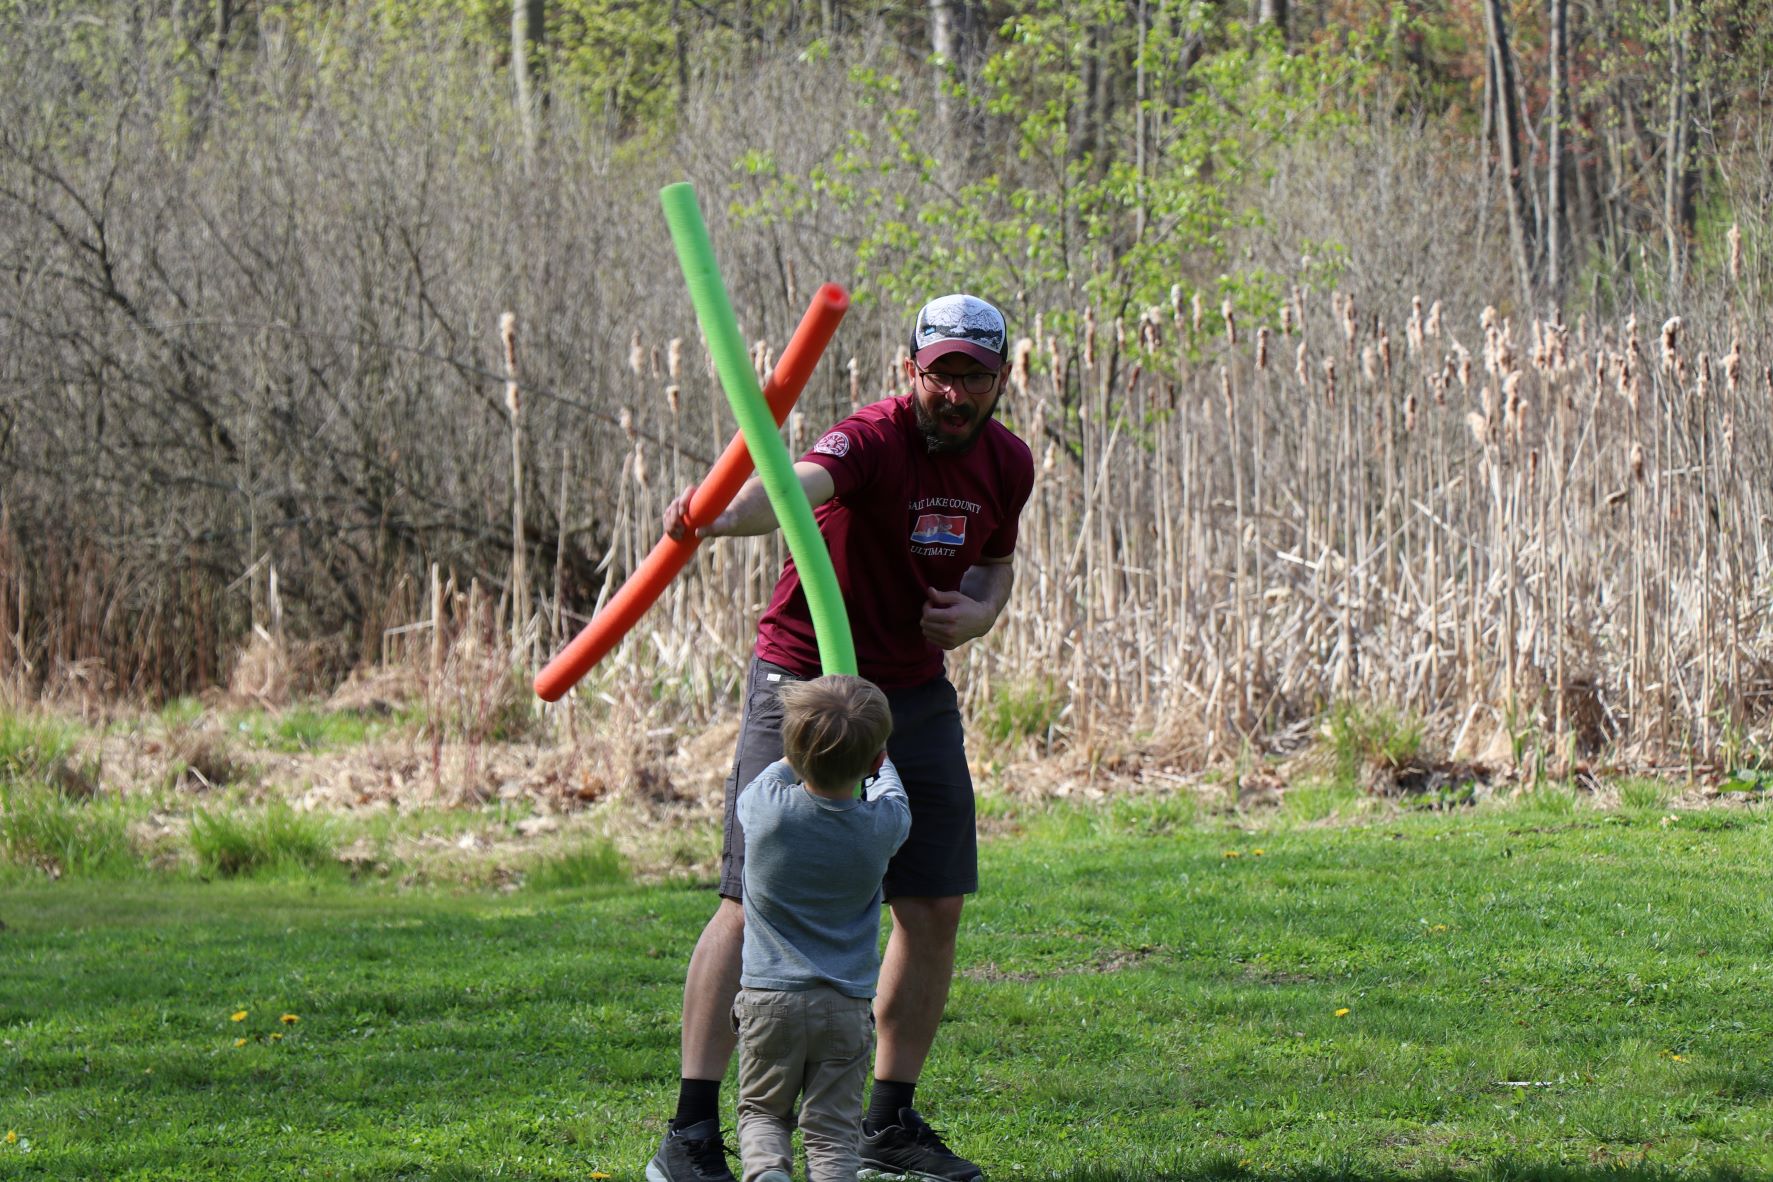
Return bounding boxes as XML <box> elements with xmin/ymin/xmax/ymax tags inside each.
<box><xmin>533</xmin><ymin>282</ymin><xmax>850</xmax><ymax>701</ymax></box>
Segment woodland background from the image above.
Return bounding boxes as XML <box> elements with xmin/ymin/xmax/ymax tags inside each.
<box><xmin>6</xmin><ymin>0</ymin><xmax>1773</xmax><ymax>773</ymax></box>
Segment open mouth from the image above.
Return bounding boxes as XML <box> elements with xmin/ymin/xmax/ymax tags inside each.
<box><xmin>938</xmin><ymin>406</ymin><xmax>973</xmax><ymax>432</ymax></box>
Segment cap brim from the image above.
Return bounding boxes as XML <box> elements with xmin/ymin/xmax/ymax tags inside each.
<box><xmin>913</xmin><ymin>340</ymin><xmax>1004</xmax><ymax>370</ymax></box>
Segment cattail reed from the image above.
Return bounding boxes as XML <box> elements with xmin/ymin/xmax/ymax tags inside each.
<box><xmin>1221</xmin><ymin>297</ymin><xmax>1237</xmax><ymax>346</ymax></box>
<box><xmin>1407</xmin><ymin>297</ymin><xmax>1424</xmax><ymax>353</ymax></box>
<box><xmin>629</xmin><ymin>330</ymin><xmax>645</xmax><ymax>378</ymax></box>
<box><xmin>667</xmin><ymin>338</ymin><xmax>683</xmax><ymax>380</ymax></box>
<box><xmin>1660</xmin><ymin>317</ymin><xmax>1681</xmax><ymax>372</ymax></box>
<box><xmin>501</xmin><ymin>311</ymin><xmax>527</xmax><ymax>651</ymax></box>
<box><xmin>1191</xmin><ymin>290</ymin><xmax>1204</xmax><ymax>336</ymax></box>
<box><xmin>1255</xmin><ymin>326</ymin><xmax>1270</xmax><ymax>371</ymax></box>
<box><xmin>1426</xmin><ymin>299</ymin><xmax>1442</xmax><ymax>338</ymax></box>
<box><xmin>1012</xmin><ymin>338</ymin><xmax>1034</xmax><ymax>394</ymax></box>
<box><xmin>1295</xmin><ymin>341</ymin><xmax>1310</xmax><ymax>389</ymax></box>
<box><xmin>1728</xmin><ymin>222</ymin><xmax>1743</xmax><ymax>285</ymax></box>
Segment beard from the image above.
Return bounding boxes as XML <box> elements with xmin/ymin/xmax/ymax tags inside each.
<box><xmin>914</xmin><ymin>390</ymin><xmax>1000</xmax><ymax>455</ymax></box>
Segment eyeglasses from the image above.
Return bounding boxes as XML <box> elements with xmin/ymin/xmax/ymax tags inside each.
<box><xmin>913</xmin><ymin>366</ymin><xmax>998</xmax><ymax>396</ymax></box>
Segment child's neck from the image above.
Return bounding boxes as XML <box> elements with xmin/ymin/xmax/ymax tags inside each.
<box><xmin>801</xmin><ymin>779</ymin><xmax>854</xmax><ymax>801</ymax></box>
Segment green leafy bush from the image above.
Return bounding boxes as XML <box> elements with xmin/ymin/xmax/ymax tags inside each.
<box><xmin>980</xmin><ymin>677</ymin><xmax>1066</xmax><ymax>747</ymax></box>
<box><xmin>523</xmin><ymin>840</ymin><xmax>628</xmax><ymax>891</ymax></box>
<box><xmin>0</xmin><ymin>784</ymin><xmax>138</xmax><ymax>878</ymax></box>
<box><xmin>1320</xmin><ymin>699</ymin><xmax>1424</xmax><ymax>787</ymax></box>
<box><xmin>189</xmin><ymin>802</ymin><xmax>335</xmax><ymax>878</ymax></box>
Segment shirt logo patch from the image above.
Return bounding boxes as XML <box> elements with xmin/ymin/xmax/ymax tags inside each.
<box><xmin>813</xmin><ymin>430</ymin><xmax>850</xmax><ymax>458</ymax></box>
<box><xmin>910</xmin><ymin>513</ymin><xmax>968</xmax><ymax>546</ymax></box>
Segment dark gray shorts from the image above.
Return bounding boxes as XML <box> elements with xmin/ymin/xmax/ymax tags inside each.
<box><xmin>719</xmin><ymin>657</ymin><xmax>977</xmax><ymax>902</ymax></box>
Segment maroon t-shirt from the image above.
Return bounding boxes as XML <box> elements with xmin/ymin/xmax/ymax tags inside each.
<box><xmin>754</xmin><ymin>395</ymin><xmax>1035</xmax><ymax>689</ymax></box>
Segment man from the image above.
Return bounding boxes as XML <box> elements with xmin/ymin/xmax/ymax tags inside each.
<box><xmin>647</xmin><ymin>294</ymin><xmax>1034</xmax><ymax>1182</ymax></box>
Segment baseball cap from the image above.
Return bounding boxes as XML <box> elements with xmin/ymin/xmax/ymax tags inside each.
<box><xmin>911</xmin><ymin>294</ymin><xmax>1008</xmax><ymax>370</ymax></box>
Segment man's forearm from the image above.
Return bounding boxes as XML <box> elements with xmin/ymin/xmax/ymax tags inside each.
<box><xmin>708</xmin><ymin>477</ymin><xmax>781</xmax><ymax>537</ymax></box>
<box><xmin>958</xmin><ymin>561</ymin><xmax>1014</xmax><ymax>626</ymax></box>
<box><xmin>702</xmin><ymin>462</ymin><xmax>836</xmax><ymax>538</ymax></box>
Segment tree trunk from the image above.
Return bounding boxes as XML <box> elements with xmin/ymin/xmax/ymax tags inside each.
<box><xmin>1135</xmin><ymin>0</ymin><xmax>1148</xmax><ymax>240</ymax></box>
<box><xmin>1547</xmin><ymin>0</ymin><xmax>1568</xmax><ymax>300</ymax></box>
<box><xmin>512</xmin><ymin>0</ymin><xmax>545</xmax><ymax>165</ymax></box>
<box><xmin>1483</xmin><ymin>0</ymin><xmax>1536</xmax><ymax>300</ymax></box>
<box><xmin>928</xmin><ymin>0</ymin><xmax>987</xmax><ymax>142</ymax></box>
<box><xmin>1257</xmin><ymin>0</ymin><xmax>1288</xmax><ymax>43</ymax></box>
<box><xmin>1663</xmin><ymin>0</ymin><xmax>1694</xmax><ymax>294</ymax></box>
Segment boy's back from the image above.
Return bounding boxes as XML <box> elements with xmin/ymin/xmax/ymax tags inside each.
<box><xmin>737</xmin><ymin>757</ymin><xmax>910</xmax><ymax>997</ymax></box>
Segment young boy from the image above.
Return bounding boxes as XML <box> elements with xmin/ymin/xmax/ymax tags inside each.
<box><xmin>732</xmin><ymin>675</ymin><xmax>911</xmax><ymax>1182</ymax></box>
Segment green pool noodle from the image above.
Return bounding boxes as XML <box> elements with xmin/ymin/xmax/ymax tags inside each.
<box><xmin>658</xmin><ymin>182</ymin><xmax>857</xmax><ymax>677</ymax></box>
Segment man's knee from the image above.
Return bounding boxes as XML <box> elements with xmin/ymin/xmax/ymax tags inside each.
<box><xmin>888</xmin><ymin>895</ymin><xmax>964</xmax><ymax>944</ymax></box>
<box><xmin>698</xmin><ymin>896</ymin><xmax>745</xmax><ymax>951</ymax></box>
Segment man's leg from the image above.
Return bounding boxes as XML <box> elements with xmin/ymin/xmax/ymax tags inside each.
<box><xmin>648</xmin><ymin>897</ymin><xmax>746</xmax><ymax>1182</ymax></box>
<box><xmin>651</xmin><ymin>657</ymin><xmax>800</xmax><ymax>1182</ymax></box>
<box><xmin>860</xmin><ymin>675</ymin><xmax>983</xmax><ymax>1181</ymax></box>
<box><xmin>860</xmin><ymin>895</ymin><xmax>982</xmax><ymax>1182</ymax></box>
<box><xmin>683</xmin><ymin>897</ymin><xmax>746</xmax><ymax>1079</ymax></box>
<box><xmin>872</xmin><ymin>895</ymin><xmax>962</xmax><ymax>1082</ymax></box>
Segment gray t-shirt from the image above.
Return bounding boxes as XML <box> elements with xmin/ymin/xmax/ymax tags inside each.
<box><xmin>736</xmin><ymin>757</ymin><xmax>911</xmax><ymax>998</ymax></box>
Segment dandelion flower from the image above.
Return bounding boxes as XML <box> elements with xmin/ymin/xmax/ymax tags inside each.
<box><xmin>4</xmin><ymin>1131</ymin><xmax>15</xmax><ymax>1145</ymax></box>
<box><xmin>231</xmin><ymin>1011</ymin><xmax>248</xmax><ymax>1022</ymax></box>
<box><xmin>1672</xmin><ymin>1054</ymin><xmax>1685</xmax><ymax>1061</ymax></box>
<box><xmin>270</xmin><ymin>1033</ymin><xmax>283</xmax><ymax>1042</ymax></box>
<box><xmin>1252</xmin><ymin>849</ymin><xmax>1265</xmax><ymax>856</ymax></box>
<box><xmin>280</xmin><ymin>1014</ymin><xmax>299</xmax><ymax>1025</ymax></box>
<box><xmin>591</xmin><ymin>1174</ymin><xmax>612</xmax><ymax>1180</ymax></box>
<box><xmin>1222</xmin><ymin>850</ymin><xmax>1241</xmax><ymax>859</ymax></box>
<box><xmin>233</xmin><ymin>1038</ymin><xmax>248</xmax><ymax>1048</ymax></box>
<box><xmin>1335</xmin><ymin>1008</ymin><xmax>1351</xmax><ymax>1018</ymax></box>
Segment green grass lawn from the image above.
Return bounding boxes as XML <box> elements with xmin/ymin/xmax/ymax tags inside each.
<box><xmin>3</xmin><ymin>798</ymin><xmax>1772</xmax><ymax>1181</ymax></box>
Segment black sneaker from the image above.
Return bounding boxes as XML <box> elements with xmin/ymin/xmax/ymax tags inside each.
<box><xmin>645</xmin><ymin>1117</ymin><xmax>738</xmax><ymax>1182</ymax></box>
<box><xmin>858</xmin><ymin>1107</ymin><xmax>983</xmax><ymax>1182</ymax></box>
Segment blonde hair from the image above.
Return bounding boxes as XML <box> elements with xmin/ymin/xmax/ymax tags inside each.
<box><xmin>777</xmin><ymin>675</ymin><xmax>893</xmax><ymax>792</ymax></box>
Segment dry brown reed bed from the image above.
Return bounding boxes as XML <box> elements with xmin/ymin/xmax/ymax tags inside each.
<box><xmin>13</xmin><ymin>275</ymin><xmax>1773</xmax><ymax>784</ymax></box>
<box><xmin>513</xmin><ymin>274</ymin><xmax>1772</xmax><ymax>778</ymax></box>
